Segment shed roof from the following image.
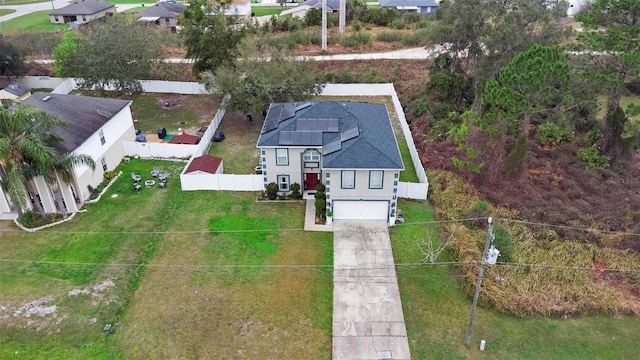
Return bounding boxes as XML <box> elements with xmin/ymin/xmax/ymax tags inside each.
<box><xmin>184</xmin><ymin>155</ymin><xmax>223</xmax><ymax>174</ymax></box>
<box><xmin>168</xmin><ymin>134</ymin><xmax>200</xmax><ymax>144</ymax></box>
<box><xmin>1</xmin><ymin>83</ymin><xmax>30</xmax><ymax>97</ymax></box>
<box><xmin>22</xmin><ymin>92</ymin><xmax>130</xmax><ymax>153</ymax></box>
<box><xmin>138</xmin><ymin>1</ymin><xmax>187</xmax><ymax>18</ymax></box>
<box><xmin>257</xmin><ymin>101</ymin><xmax>404</xmax><ymax>170</ymax></box>
<box><xmin>50</xmin><ymin>0</ymin><xmax>115</xmax><ymax>16</ymax></box>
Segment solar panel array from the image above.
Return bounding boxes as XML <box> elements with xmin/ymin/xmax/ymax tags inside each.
<box><xmin>323</xmin><ymin>139</ymin><xmax>342</xmax><ymax>155</ymax></box>
<box><xmin>279</xmin><ymin>131</ymin><xmax>323</xmax><ymax>146</ymax></box>
<box><xmin>296</xmin><ymin>118</ymin><xmax>339</xmax><ymax>132</ymax></box>
<box><xmin>262</xmin><ymin>103</ymin><xmax>298</xmax><ymax>134</ymax></box>
<box><xmin>341</xmin><ymin>126</ymin><xmax>360</xmax><ymax>142</ymax></box>
<box><xmin>295</xmin><ymin>102</ymin><xmax>312</xmax><ymax>111</ymax></box>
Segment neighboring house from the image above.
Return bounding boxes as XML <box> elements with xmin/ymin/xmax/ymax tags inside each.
<box><xmin>298</xmin><ymin>0</ymin><xmax>340</xmax><ymax>12</ymax></box>
<box><xmin>257</xmin><ymin>101</ymin><xmax>404</xmax><ymax>224</ymax></box>
<box><xmin>0</xmin><ymin>92</ymin><xmax>135</xmax><ymax>219</ymax></box>
<box><xmin>137</xmin><ymin>1</ymin><xmax>187</xmax><ymax>28</ymax></box>
<box><xmin>212</xmin><ymin>0</ymin><xmax>252</xmax><ymax>19</ymax></box>
<box><xmin>184</xmin><ymin>155</ymin><xmax>223</xmax><ymax>175</ymax></box>
<box><xmin>49</xmin><ymin>0</ymin><xmax>115</xmax><ymax>25</ymax></box>
<box><xmin>0</xmin><ymin>83</ymin><xmax>31</xmax><ymax>106</ymax></box>
<box><xmin>380</xmin><ymin>0</ymin><xmax>440</xmax><ymax>15</ymax></box>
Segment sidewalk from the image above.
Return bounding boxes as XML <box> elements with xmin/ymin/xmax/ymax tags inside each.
<box><xmin>304</xmin><ymin>199</ymin><xmax>333</xmax><ymax>232</ymax></box>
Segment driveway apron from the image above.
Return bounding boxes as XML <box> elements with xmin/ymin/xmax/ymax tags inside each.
<box><xmin>332</xmin><ymin>221</ymin><xmax>411</xmax><ymax>360</ymax></box>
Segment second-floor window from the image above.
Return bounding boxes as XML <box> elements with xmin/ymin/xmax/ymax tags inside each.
<box><xmin>341</xmin><ymin>170</ymin><xmax>355</xmax><ymax>189</ymax></box>
<box><xmin>303</xmin><ymin>149</ymin><xmax>320</xmax><ymax>161</ymax></box>
<box><xmin>276</xmin><ymin>148</ymin><xmax>288</xmax><ymax>165</ymax></box>
<box><xmin>369</xmin><ymin>170</ymin><xmax>383</xmax><ymax>189</ymax></box>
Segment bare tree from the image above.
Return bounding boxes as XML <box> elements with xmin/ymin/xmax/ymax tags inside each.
<box><xmin>417</xmin><ymin>230</ymin><xmax>453</xmax><ymax>264</ymax></box>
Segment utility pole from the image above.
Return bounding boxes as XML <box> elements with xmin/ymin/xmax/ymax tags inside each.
<box><xmin>465</xmin><ymin>217</ymin><xmax>496</xmax><ymax>348</ymax></box>
<box><xmin>321</xmin><ymin>0</ymin><xmax>327</xmax><ymax>51</ymax></box>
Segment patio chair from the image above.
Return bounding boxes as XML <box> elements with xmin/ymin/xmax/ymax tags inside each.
<box><xmin>131</xmin><ymin>172</ymin><xmax>141</xmax><ymax>183</ymax></box>
<box><xmin>159</xmin><ymin>179</ymin><xmax>167</xmax><ymax>188</ymax></box>
<box><xmin>133</xmin><ymin>182</ymin><xmax>142</xmax><ymax>191</ymax></box>
<box><xmin>158</xmin><ymin>171</ymin><xmax>169</xmax><ymax>181</ymax></box>
<box><xmin>151</xmin><ymin>166</ymin><xmax>159</xmax><ymax>177</ymax></box>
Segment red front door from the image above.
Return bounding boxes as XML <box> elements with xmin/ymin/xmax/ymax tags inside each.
<box><xmin>305</xmin><ymin>173</ymin><xmax>319</xmax><ymax>191</ymax></box>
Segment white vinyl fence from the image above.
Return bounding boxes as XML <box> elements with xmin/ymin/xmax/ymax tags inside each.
<box><xmin>181</xmin><ymin>174</ymin><xmax>263</xmax><ymax>191</ymax></box>
<box><xmin>123</xmin><ymin>141</ymin><xmax>198</xmax><ymax>159</ymax></box>
<box><xmin>322</xmin><ymin>83</ymin><xmax>429</xmax><ymax>200</ymax></box>
<box><xmin>12</xmin><ymin>77</ymin><xmax>210</xmax><ymax>96</ymax></box>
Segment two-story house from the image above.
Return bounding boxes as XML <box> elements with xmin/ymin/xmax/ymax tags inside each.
<box><xmin>0</xmin><ymin>92</ymin><xmax>135</xmax><ymax>218</ymax></box>
<box><xmin>257</xmin><ymin>101</ymin><xmax>404</xmax><ymax>224</ymax></box>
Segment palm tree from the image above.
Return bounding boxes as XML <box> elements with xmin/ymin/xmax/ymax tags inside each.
<box><xmin>0</xmin><ymin>105</ymin><xmax>66</xmax><ymax>214</ymax></box>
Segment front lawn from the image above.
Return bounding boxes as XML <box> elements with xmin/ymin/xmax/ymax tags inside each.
<box><xmin>0</xmin><ymin>157</ymin><xmax>333</xmax><ymax>358</ymax></box>
<box><xmin>391</xmin><ymin>198</ymin><xmax>640</xmax><ymax>359</ymax></box>
<box><xmin>252</xmin><ymin>6</ymin><xmax>283</xmax><ymax>17</ymax></box>
<box><xmin>0</xmin><ymin>10</ymin><xmax>68</xmax><ymax>34</ymax></box>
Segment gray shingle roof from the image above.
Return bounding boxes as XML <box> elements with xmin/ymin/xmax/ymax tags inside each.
<box><xmin>49</xmin><ymin>0</ymin><xmax>115</xmax><ymax>16</ymax></box>
<box><xmin>138</xmin><ymin>2</ymin><xmax>187</xmax><ymax>18</ymax></box>
<box><xmin>1</xmin><ymin>83</ymin><xmax>30</xmax><ymax>97</ymax></box>
<box><xmin>257</xmin><ymin>101</ymin><xmax>404</xmax><ymax>170</ymax></box>
<box><xmin>299</xmin><ymin>0</ymin><xmax>341</xmax><ymax>11</ymax></box>
<box><xmin>22</xmin><ymin>92</ymin><xmax>131</xmax><ymax>153</ymax></box>
<box><xmin>380</xmin><ymin>0</ymin><xmax>440</xmax><ymax>7</ymax></box>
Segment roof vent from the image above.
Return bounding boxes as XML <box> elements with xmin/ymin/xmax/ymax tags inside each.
<box><xmin>97</xmin><ymin>110</ymin><xmax>112</xmax><ymax>118</ymax></box>
<box><xmin>41</xmin><ymin>95</ymin><xmax>52</xmax><ymax>102</ymax></box>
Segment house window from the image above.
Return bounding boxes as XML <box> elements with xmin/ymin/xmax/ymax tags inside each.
<box><xmin>278</xmin><ymin>175</ymin><xmax>290</xmax><ymax>191</ymax></box>
<box><xmin>276</xmin><ymin>148</ymin><xmax>288</xmax><ymax>165</ymax></box>
<box><xmin>99</xmin><ymin>129</ymin><xmax>106</xmax><ymax>145</ymax></box>
<box><xmin>303</xmin><ymin>149</ymin><xmax>320</xmax><ymax>161</ymax></box>
<box><xmin>82</xmin><ymin>15</ymin><xmax>87</xmax><ymax>22</ymax></box>
<box><xmin>341</xmin><ymin>170</ymin><xmax>355</xmax><ymax>189</ymax></box>
<box><xmin>54</xmin><ymin>16</ymin><xmax>59</xmax><ymax>22</ymax></box>
<box><xmin>101</xmin><ymin>157</ymin><xmax>107</xmax><ymax>171</ymax></box>
<box><xmin>165</xmin><ymin>18</ymin><xmax>170</xmax><ymax>25</ymax></box>
<box><xmin>369</xmin><ymin>170</ymin><xmax>383</xmax><ymax>189</ymax></box>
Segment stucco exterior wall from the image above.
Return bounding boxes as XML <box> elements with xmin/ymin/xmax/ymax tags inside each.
<box><xmin>73</xmin><ymin>105</ymin><xmax>136</xmax><ymax>201</ymax></box>
<box><xmin>261</xmin><ymin>147</ymin><xmax>322</xmax><ymax>191</ymax></box>
<box><xmin>323</xmin><ymin>169</ymin><xmax>399</xmax><ymax>201</ymax></box>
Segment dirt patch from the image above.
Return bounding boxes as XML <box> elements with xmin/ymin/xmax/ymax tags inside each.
<box><xmin>158</xmin><ymin>95</ymin><xmax>185</xmax><ymax>109</ymax></box>
<box><xmin>590</xmin><ymin>260</ymin><xmax>640</xmax><ymax>315</ymax></box>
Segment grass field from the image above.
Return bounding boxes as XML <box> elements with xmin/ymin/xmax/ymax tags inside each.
<box><xmin>0</xmin><ymin>10</ymin><xmax>67</xmax><ymax>34</ymax></box>
<box><xmin>0</xmin><ymin>9</ymin><xmax>16</xmax><ymax>16</ymax></box>
<box><xmin>391</xmin><ymin>198</ymin><xmax>640</xmax><ymax>359</ymax></box>
<box><xmin>208</xmin><ymin>111</ymin><xmax>262</xmax><ymax>174</ymax></box>
<box><xmin>0</xmin><ymin>157</ymin><xmax>333</xmax><ymax>358</ymax></box>
<box><xmin>0</xmin><ymin>0</ymin><xmax>50</xmax><ymax>5</ymax></box>
<box><xmin>252</xmin><ymin>6</ymin><xmax>283</xmax><ymax>17</ymax></box>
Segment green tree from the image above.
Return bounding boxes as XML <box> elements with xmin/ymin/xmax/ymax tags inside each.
<box><xmin>0</xmin><ymin>36</ymin><xmax>25</xmax><ymax>77</ymax></box>
<box><xmin>576</xmin><ymin>0</ymin><xmax>640</xmax><ymax>151</ymax></box>
<box><xmin>180</xmin><ymin>0</ymin><xmax>247</xmax><ymax>75</ymax></box>
<box><xmin>53</xmin><ymin>16</ymin><xmax>162</xmax><ymax>96</ymax></box>
<box><xmin>202</xmin><ymin>46</ymin><xmax>324</xmax><ymax>114</ymax></box>
<box><xmin>452</xmin><ymin>45</ymin><xmax>574</xmax><ymax>180</ymax></box>
<box><xmin>0</xmin><ymin>105</ymin><xmax>64</xmax><ymax>213</ymax></box>
<box><xmin>52</xmin><ymin>31</ymin><xmax>82</xmax><ymax>77</ymax></box>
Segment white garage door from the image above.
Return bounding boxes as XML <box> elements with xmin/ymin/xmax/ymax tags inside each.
<box><xmin>332</xmin><ymin>201</ymin><xmax>389</xmax><ymax>221</ymax></box>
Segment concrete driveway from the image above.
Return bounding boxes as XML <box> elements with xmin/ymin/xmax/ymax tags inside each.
<box><xmin>332</xmin><ymin>221</ymin><xmax>410</xmax><ymax>360</ymax></box>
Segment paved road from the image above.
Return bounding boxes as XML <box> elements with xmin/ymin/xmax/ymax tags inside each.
<box><xmin>332</xmin><ymin>221</ymin><xmax>411</xmax><ymax>360</ymax></box>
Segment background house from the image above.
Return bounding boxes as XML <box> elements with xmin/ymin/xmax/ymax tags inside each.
<box><xmin>0</xmin><ymin>92</ymin><xmax>136</xmax><ymax>218</ymax></box>
<box><xmin>0</xmin><ymin>83</ymin><xmax>30</xmax><ymax>106</ymax></box>
<box><xmin>379</xmin><ymin>0</ymin><xmax>440</xmax><ymax>15</ymax></box>
<box><xmin>49</xmin><ymin>0</ymin><xmax>115</xmax><ymax>25</ymax></box>
<box><xmin>257</xmin><ymin>101</ymin><xmax>404</xmax><ymax>224</ymax></box>
<box><xmin>137</xmin><ymin>1</ymin><xmax>187</xmax><ymax>28</ymax></box>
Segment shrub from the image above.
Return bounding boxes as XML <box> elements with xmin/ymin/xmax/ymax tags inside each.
<box><xmin>103</xmin><ymin>170</ymin><xmax>117</xmax><ymax>182</ymax></box>
<box><xmin>358</xmin><ymin>67</ymin><xmax>387</xmax><ymax>83</ymax></box>
<box><xmin>18</xmin><ymin>210</ymin><xmax>62</xmax><ymax>228</ymax></box>
<box><xmin>314</xmin><ymin>183</ymin><xmax>326</xmax><ymax>217</ymax></box>
<box><xmin>290</xmin><ymin>182</ymin><xmax>302</xmax><ymax>199</ymax></box>
<box><xmin>315</xmin><ymin>183</ymin><xmax>325</xmax><ymax>193</ymax></box>
<box><xmin>266</xmin><ymin>182</ymin><xmax>279</xmax><ymax>200</ymax></box>
<box><xmin>492</xmin><ymin>225</ymin><xmax>512</xmax><ymax>263</ymax></box>
<box><xmin>577</xmin><ymin>146</ymin><xmax>610</xmax><ymax>169</ymax></box>
<box><xmin>339</xmin><ymin>33</ymin><xmax>371</xmax><ymax>48</ymax></box>
<box><xmin>586</xmin><ymin>129</ymin><xmax>602</xmax><ymax>146</ymax></box>
<box><xmin>389</xmin><ymin>18</ymin><xmax>406</xmax><ymax>30</ymax></box>
<box><xmin>304</xmin><ymin>8</ymin><xmax>322</xmax><ymax>27</ymax></box>
<box><xmin>466</xmin><ymin>200</ymin><xmax>489</xmax><ymax>229</ymax></box>
<box><xmin>376</xmin><ymin>31</ymin><xmax>403</xmax><ymax>43</ymax></box>
<box><xmin>536</xmin><ymin>122</ymin><xmax>573</xmax><ymax>147</ymax></box>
